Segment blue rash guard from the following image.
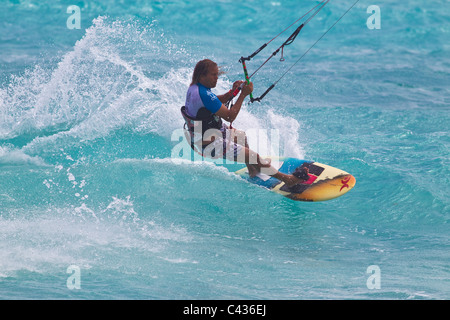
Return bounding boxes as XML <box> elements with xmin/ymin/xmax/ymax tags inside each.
<box><xmin>182</xmin><ymin>83</ymin><xmax>243</xmax><ymax>161</ymax></box>
<box><xmin>185</xmin><ymin>83</ymin><xmax>223</xmax><ymax>119</ymax></box>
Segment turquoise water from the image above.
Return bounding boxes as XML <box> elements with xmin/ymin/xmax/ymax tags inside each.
<box><xmin>0</xmin><ymin>0</ymin><xmax>449</xmax><ymax>299</ymax></box>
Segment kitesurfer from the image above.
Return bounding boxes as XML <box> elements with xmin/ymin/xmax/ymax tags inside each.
<box><xmin>181</xmin><ymin>59</ymin><xmax>309</xmax><ymax>186</ymax></box>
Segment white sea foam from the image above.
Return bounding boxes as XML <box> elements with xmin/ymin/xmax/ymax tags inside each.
<box><xmin>0</xmin><ymin>145</ymin><xmax>48</xmax><ymax>166</ymax></box>
<box><xmin>0</xmin><ymin>197</ymin><xmax>192</xmax><ymax>277</ymax></box>
<box><xmin>1</xmin><ymin>16</ymin><xmax>305</xmax><ymax>161</ymax></box>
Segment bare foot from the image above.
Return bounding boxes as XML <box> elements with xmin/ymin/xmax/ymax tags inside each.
<box><xmin>283</xmin><ymin>175</ymin><xmax>304</xmax><ymax>187</ymax></box>
<box><xmin>258</xmin><ymin>157</ymin><xmax>271</xmax><ymax>167</ymax></box>
<box><xmin>247</xmin><ymin>159</ymin><xmax>271</xmax><ymax>178</ymax></box>
<box><xmin>277</xmin><ymin>167</ymin><xmax>310</xmax><ymax>187</ymax></box>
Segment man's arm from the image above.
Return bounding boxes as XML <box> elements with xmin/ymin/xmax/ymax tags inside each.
<box><xmin>215</xmin><ymin>82</ymin><xmax>253</xmax><ymax>123</ymax></box>
<box><xmin>216</xmin><ymin>80</ymin><xmax>246</xmax><ymax>103</ymax></box>
<box><xmin>217</xmin><ymin>91</ymin><xmax>234</xmax><ymax>104</ymax></box>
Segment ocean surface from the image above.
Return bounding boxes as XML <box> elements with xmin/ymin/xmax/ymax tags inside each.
<box><xmin>0</xmin><ymin>0</ymin><xmax>449</xmax><ymax>300</ymax></box>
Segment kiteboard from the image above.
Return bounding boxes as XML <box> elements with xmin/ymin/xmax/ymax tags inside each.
<box><xmin>234</xmin><ymin>157</ymin><xmax>355</xmax><ymax>202</ymax></box>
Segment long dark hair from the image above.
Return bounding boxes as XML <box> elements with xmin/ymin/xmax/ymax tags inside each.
<box><xmin>190</xmin><ymin>59</ymin><xmax>218</xmax><ymax>86</ymax></box>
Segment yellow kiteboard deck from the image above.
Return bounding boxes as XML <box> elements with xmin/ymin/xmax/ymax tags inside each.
<box><xmin>234</xmin><ymin>157</ymin><xmax>356</xmax><ymax>202</ymax></box>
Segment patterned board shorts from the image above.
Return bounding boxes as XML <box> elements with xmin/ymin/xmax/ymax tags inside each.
<box><xmin>201</xmin><ymin>124</ymin><xmax>244</xmax><ymax>162</ymax></box>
